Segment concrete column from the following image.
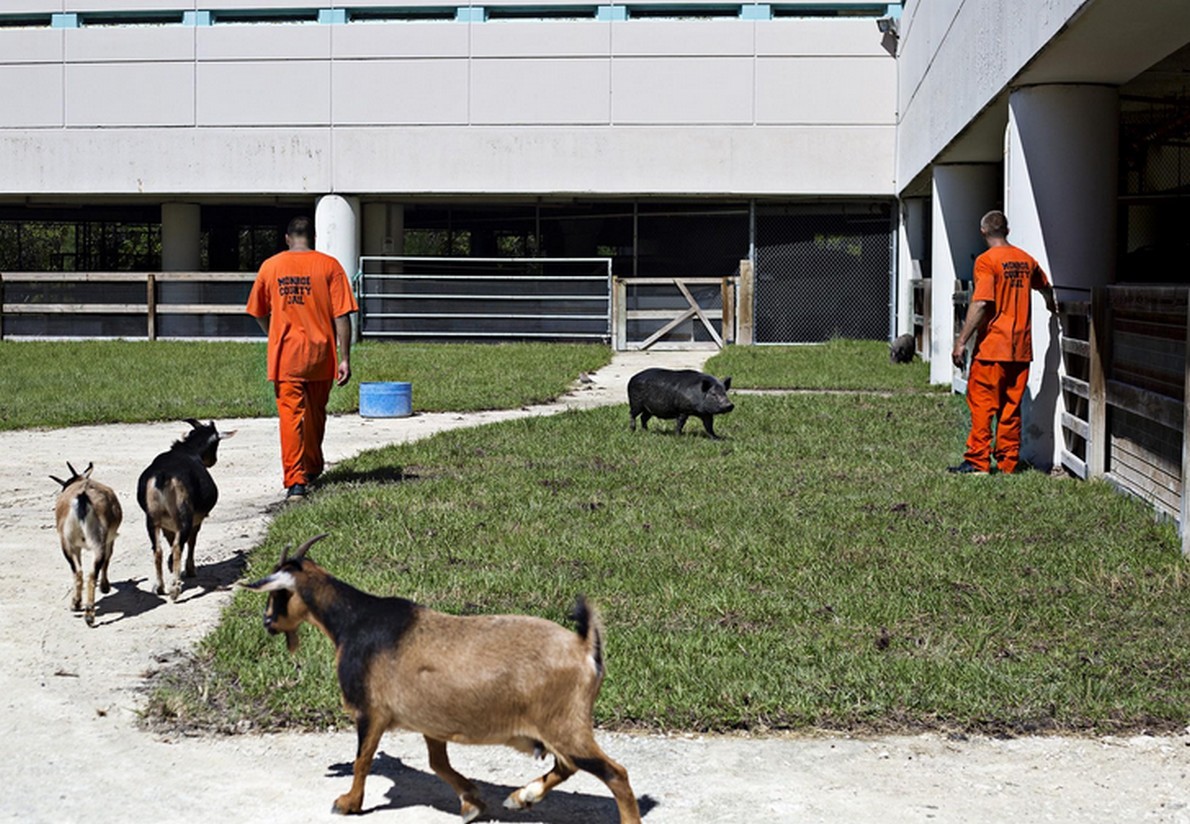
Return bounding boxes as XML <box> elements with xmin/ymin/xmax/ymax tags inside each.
<box><xmin>361</xmin><ymin>202</ymin><xmax>405</xmax><ymax>263</ymax></box>
<box><xmin>161</xmin><ymin>202</ymin><xmax>201</xmax><ymax>271</ymax></box>
<box><xmin>1006</xmin><ymin>84</ymin><xmax>1118</xmax><ymax>470</ymax></box>
<box><xmin>929</xmin><ymin>164</ymin><xmax>999</xmax><ymax>386</ymax></box>
<box><xmin>315</xmin><ymin>194</ymin><xmax>361</xmax><ymax>281</ymax></box>
<box><xmin>896</xmin><ymin>196</ymin><xmax>927</xmax><ymax>336</ymax></box>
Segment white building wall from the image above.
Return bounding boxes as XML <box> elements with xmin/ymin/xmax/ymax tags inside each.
<box><xmin>0</xmin><ymin>9</ymin><xmax>898</xmax><ymax>198</ymax></box>
<box><xmin>895</xmin><ymin>0</ymin><xmax>1089</xmax><ymax>186</ymax></box>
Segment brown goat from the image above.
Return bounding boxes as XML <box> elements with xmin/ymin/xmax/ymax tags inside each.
<box><xmin>243</xmin><ymin>534</ymin><xmax>641</xmax><ymax>823</ymax></box>
<box><xmin>51</xmin><ymin>462</ymin><xmax>122</xmax><ymax>626</ymax></box>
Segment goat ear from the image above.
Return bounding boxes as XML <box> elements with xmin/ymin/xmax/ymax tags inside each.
<box><xmin>219</xmin><ymin>429</ymin><xmax>238</xmax><ymax>440</ymax></box>
<box><xmin>241</xmin><ymin>570</ymin><xmax>296</xmax><ymax>592</ymax></box>
<box><xmin>82</xmin><ymin>462</ymin><xmax>94</xmax><ymax>479</ymax></box>
<box><xmin>291</xmin><ymin>532</ymin><xmax>330</xmax><ymax>562</ymax></box>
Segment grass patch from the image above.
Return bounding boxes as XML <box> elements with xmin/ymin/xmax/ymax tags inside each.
<box><xmin>148</xmin><ymin>389</ymin><xmax>1190</xmax><ymax>738</ymax></box>
<box><xmin>705</xmin><ymin>339</ymin><xmax>938</xmax><ymax>392</ymax></box>
<box><xmin>0</xmin><ymin>340</ymin><xmax>610</xmax><ymax>430</ymax></box>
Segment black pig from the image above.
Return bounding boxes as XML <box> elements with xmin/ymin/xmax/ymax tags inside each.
<box><xmin>628</xmin><ymin>368</ymin><xmax>734</xmax><ymax>439</ymax></box>
<box><xmin>889</xmin><ymin>333</ymin><xmax>915</xmax><ymax>364</ymax></box>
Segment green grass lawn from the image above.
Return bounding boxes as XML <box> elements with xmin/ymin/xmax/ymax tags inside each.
<box><xmin>706</xmin><ymin>339</ymin><xmax>938</xmax><ymax>392</ymax></box>
<box><xmin>0</xmin><ymin>340</ymin><xmax>611</xmax><ymax>430</ymax></box>
<box><xmin>146</xmin><ymin>369</ymin><xmax>1190</xmax><ymax>737</ymax></box>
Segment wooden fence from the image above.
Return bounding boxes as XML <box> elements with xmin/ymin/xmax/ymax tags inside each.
<box><xmin>613</xmin><ymin>274</ymin><xmax>739</xmax><ymax>351</ymax></box>
<box><xmin>0</xmin><ymin>271</ymin><xmax>257</xmax><ymax>340</ymax></box>
<box><xmin>1058</xmin><ymin>285</ymin><xmax>1190</xmax><ymax>554</ymax></box>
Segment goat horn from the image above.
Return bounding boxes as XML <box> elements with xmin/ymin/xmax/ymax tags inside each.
<box><xmin>278</xmin><ymin>544</ymin><xmax>291</xmax><ymax>564</ymax></box>
<box><xmin>291</xmin><ymin>533</ymin><xmax>330</xmax><ymax>561</ymax></box>
<box><xmin>185</xmin><ymin>418</ymin><xmax>201</xmax><ymax>429</ymax></box>
<box><xmin>66</xmin><ymin>461</ymin><xmax>78</xmax><ymax>477</ymax></box>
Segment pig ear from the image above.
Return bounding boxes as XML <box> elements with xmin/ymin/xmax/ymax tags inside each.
<box><xmin>701</xmin><ymin>377</ymin><xmax>713</xmax><ymax>393</ymax></box>
<box><xmin>723</xmin><ymin>376</ymin><xmax>732</xmax><ymax>390</ymax></box>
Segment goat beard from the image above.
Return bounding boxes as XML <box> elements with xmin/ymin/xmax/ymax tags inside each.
<box><xmin>285</xmin><ymin>630</ymin><xmax>300</xmax><ymax>653</ymax></box>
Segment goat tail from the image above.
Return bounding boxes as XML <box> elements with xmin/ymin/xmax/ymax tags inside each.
<box><xmin>73</xmin><ymin>490</ymin><xmax>91</xmax><ymax>524</ymax></box>
<box><xmin>571</xmin><ymin>595</ymin><xmax>604</xmax><ymax>678</ymax></box>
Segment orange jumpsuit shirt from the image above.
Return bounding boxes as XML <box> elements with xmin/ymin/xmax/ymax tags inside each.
<box><xmin>970</xmin><ymin>244</ymin><xmax>1050</xmax><ymax>363</ymax></box>
<box><xmin>245</xmin><ymin>250</ymin><xmax>359</xmax><ymax>381</ymax></box>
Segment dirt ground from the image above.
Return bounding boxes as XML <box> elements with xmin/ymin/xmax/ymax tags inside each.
<box><xmin>1</xmin><ymin>350</ymin><xmax>1188</xmax><ymax>824</ymax></box>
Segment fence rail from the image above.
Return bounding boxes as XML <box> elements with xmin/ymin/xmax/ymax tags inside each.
<box><xmin>356</xmin><ymin>256</ymin><xmax>612</xmax><ymax>342</ymax></box>
<box><xmin>0</xmin><ymin>271</ymin><xmax>257</xmax><ymax>340</ymax></box>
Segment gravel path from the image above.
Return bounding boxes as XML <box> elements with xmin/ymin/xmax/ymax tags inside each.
<box><xmin>1</xmin><ymin>350</ymin><xmax>1187</xmax><ymax>823</ymax></box>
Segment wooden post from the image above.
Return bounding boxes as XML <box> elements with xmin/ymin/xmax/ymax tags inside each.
<box><xmin>736</xmin><ymin>259</ymin><xmax>754</xmax><ymax>346</ymax></box>
<box><xmin>1181</xmin><ymin>296</ymin><xmax>1190</xmax><ymax>556</ymax></box>
<box><xmin>146</xmin><ymin>273</ymin><xmax>157</xmax><ymax>341</ymax></box>
<box><xmin>722</xmin><ymin>276</ymin><xmax>735</xmax><ymax>345</ymax></box>
<box><xmin>1087</xmin><ymin>287</ymin><xmax>1109</xmax><ymax>478</ymax></box>
<box><xmin>612</xmin><ymin>277</ymin><xmax>626</xmax><ymax>351</ymax></box>
<box><xmin>0</xmin><ymin>273</ymin><xmax>5</xmax><ymax>341</ymax></box>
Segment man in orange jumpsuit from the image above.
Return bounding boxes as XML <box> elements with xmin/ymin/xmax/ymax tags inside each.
<box><xmin>246</xmin><ymin>216</ymin><xmax>359</xmax><ymax>499</ymax></box>
<box><xmin>949</xmin><ymin>210</ymin><xmax>1057</xmax><ymax>475</ymax></box>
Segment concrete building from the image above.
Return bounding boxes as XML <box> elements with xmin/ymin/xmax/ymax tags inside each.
<box><xmin>0</xmin><ymin>0</ymin><xmax>901</xmax><ymax>343</ymax></box>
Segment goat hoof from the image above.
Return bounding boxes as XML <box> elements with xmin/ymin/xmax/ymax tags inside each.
<box><xmin>84</xmin><ymin>612</ymin><xmax>95</xmax><ymax>627</ymax></box>
<box><xmin>461</xmin><ymin>799</ymin><xmax>486</xmax><ymax>824</ymax></box>
<box><xmin>505</xmin><ymin>781</ymin><xmax>544</xmax><ymax>811</ymax></box>
<box><xmin>100</xmin><ymin>580</ymin><xmax>111</xmax><ymax>594</ymax></box>
<box><xmin>332</xmin><ymin>794</ymin><xmax>360</xmax><ymax>816</ymax></box>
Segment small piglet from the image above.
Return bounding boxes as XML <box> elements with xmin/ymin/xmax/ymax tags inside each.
<box><xmin>889</xmin><ymin>333</ymin><xmax>915</xmax><ymax>364</ymax></box>
<box><xmin>628</xmin><ymin>368</ymin><xmax>734</xmax><ymax>439</ymax></box>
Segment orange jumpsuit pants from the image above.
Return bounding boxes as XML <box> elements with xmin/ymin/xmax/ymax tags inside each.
<box><xmin>274</xmin><ymin>380</ymin><xmax>332</xmax><ymax>488</ymax></box>
<box><xmin>963</xmin><ymin>359</ymin><xmax>1030</xmax><ymax>474</ymax></box>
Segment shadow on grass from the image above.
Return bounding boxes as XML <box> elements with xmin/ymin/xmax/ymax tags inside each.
<box><xmin>320</xmin><ymin>466</ymin><xmax>421</xmax><ymax>487</ymax></box>
<box><xmin>327</xmin><ymin>751</ymin><xmax>659</xmax><ymax>821</ymax></box>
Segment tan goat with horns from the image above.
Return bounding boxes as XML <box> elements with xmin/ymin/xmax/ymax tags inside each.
<box><xmin>243</xmin><ymin>533</ymin><xmax>641</xmax><ymax>823</ymax></box>
<box><xmin>51</xmin><ymin>461</ymin><xmax>122</xmax><ymax>626</ymax></box>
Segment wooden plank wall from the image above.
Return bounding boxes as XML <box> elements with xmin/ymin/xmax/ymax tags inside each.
<box><xmin>1068</xmin><ymin>286</ymin><xmax>1190</xmax><ymax>553</ymax></box>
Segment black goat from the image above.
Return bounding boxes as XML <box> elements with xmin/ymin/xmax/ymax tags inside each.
<box><xmin>136</xmin><ymin>419</ymin><xmax>235</xmax><ymax>601</ymax></box>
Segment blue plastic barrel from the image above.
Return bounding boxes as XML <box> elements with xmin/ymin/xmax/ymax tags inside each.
<box><xmin>359</xmin><ymin>381</ymin><xmax>412</xmax><ymax>418</ymax></box>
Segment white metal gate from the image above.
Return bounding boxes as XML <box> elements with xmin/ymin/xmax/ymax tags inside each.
<box><xmin>356</xmin><ymin>256</ymin><xmax>612</xmax><ymax>342</ymax></box>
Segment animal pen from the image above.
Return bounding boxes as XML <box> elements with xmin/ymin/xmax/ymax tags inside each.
<box><xmin>1059</xmin><ymin>286</ymin><xmax>1190</xmax><ymax>555</ymax></box>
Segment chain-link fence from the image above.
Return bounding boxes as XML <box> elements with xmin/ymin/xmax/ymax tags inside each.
<box><xmin>754</xmin><ymin>202</ymin><xmax>894</xmax><ymax>343</ymax></box>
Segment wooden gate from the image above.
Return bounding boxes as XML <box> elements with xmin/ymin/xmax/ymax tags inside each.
<box><xmin>613</xmin><ymin>275</ymin><xmax>738</xmax><ymax>351</ymax></box>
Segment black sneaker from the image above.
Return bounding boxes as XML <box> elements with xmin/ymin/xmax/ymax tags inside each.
<box><xmin>947</xmin><ymin>460</ymin><xmax>989</xmax><ymax>475</ymax></box>
<box><xmin>286</xmin><ymin>483</ymin><xmax>308</xmax><ymax>500</ymax></box>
